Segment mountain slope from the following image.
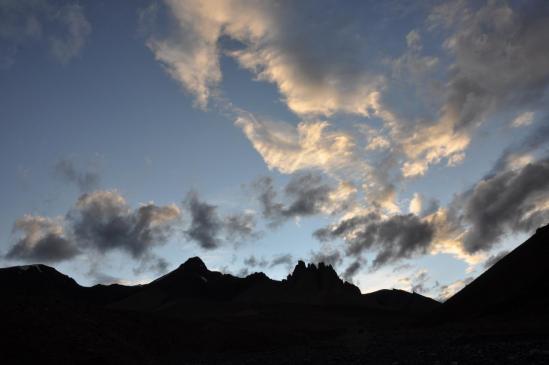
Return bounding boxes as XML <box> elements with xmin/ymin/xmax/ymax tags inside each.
<box><xmin>440</xmin><ymin>224</ymin><xmax>549</xmax><ymax>319</ymax></box>
<box><xmin>0</xmin><ymin>264</ymin><xmax>80</xmax><ymax>298</ymax></box>
<box><xmin>362</xmin><ymin>289</ymin><xmax>440</xmax><ymax>314</ymax></box>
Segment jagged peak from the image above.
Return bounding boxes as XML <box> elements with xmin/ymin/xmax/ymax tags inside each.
<box><xmin>287</xmin><ymin>260</ymin><xmax>339</xmax><ymax>282</ymax></box>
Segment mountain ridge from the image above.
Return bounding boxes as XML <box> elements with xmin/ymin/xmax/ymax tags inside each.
<box><xmin>0</xmin><ymin>255</ymin><xmax>439</xmax><ymax>314</ymax></box>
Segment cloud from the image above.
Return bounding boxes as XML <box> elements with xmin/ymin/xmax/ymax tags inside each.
<box><xmin>397</xmin><ymin>268</ymin><xmax>441</xmax><ymax>295</ymax></box>
<box><xmin>483</xmin><ymin>250</ymin><xmax>509</xmax><ymax>270</ymax></box>
<box><xmin>438</xmin><ymin>276</ymin><xmax>473</xmax><ymax>301</ymax></box>
<box><xmin>410</xmin><ymin>269</ymin><xmax>430</xmax><ymax>294</ymax></box>
<box><xmin>243</xmin><ymin>255</ymin><xmax>268</xmax><ymax>269</ymax></box>
<box><xmin>69</xmin><ymin>191</ymin><xmax>181</xmax><ymax>258</ymax></box>
<box><xmin>133</xmin><ymin>255</ymin><xmax>170</xmax><ymax>275</ymax></box>
<box><xmin>253</xmin><ymin>173</ymin><xmax>354</xmax><ymax>227</ymax></box>
<box><xmin>53</xmin><ymin>158</ymin><xmax>100</xmax><ymax>193</ymax></box>
<box><xmin>134</xmin><ymin>0</ymin><xmax>549</xmax><ymax>273</ymax></box>
<box><xmin>236</xmin><ymin>267</ymin><xmax>249</xmax><ymax>278</ymax></box>
<box><xmin>492</xmin><ymin>121</ymin><xmax>549</xmax><ymax>173</ymax></box>
<box><xmin>269</xmin><ymin>253</ymin><xmax>294</xmax><ymax>269</ymax></box>
<box><xmin>184</xmin><ymin>191</ymin><xmax>223</xmax><ymax>249</ymax></box>
<box><xmin>47</xmin><ymin>3</ymin><xmax>91</xmax><ymax>64</ymax></box>
<box><xmin>391</xmin><ymin>29</ymin><xmax>439</xmax><ymax>80</ymax></box>
<box><xmin>409</xmin><ymin>193</ymin><xmax>422</xmax><ymax>215</ymax></box>
<box><xmin>315</xmin><ymin>212</ymin><xmax>434</xmax><ymax>269</ymax></box>
<box><xmin>0</xmin><ymin>0</ymin><xmax>91</xmax><ymax>66</ymax></box>
<box><xmin>235</xmin><ymin>115</ymin><xmax>361</xmax><ymax>176</ymax></box>
<box><xmin>236</xmin><ymin>113</ymin><xmax>400</xmax><ymax>216</ymax></box>
<box><xmin>511</xmin><ymin>112</ymin><xmax>535</xmax><ymax>128</ymax></box>
<box><xmin>5</xmin><ymin>215</ymin><xmax>79</xmax><ymax>263</ymax></box>
<box><xmin>399</xmin><ymin>0</ymin><xmax>549</xmax><ymax>177</ymax></box>
<box><xmin>184</xmin><ymin>191</ymin><xmax>260</xmax><ymax>249</ymax></box>
<box><xmin>392</xmin><ymin>263</ymin><xmax>412</xmax><ymax>273</ymax></box>
<box><xmin>457</xmin><ymin>157</ymin><xmax>549</xmax><ymax>253</ymax></box>
<box><xmin>309</xmin><ymin>249</ymin><xmax>342</xmax><ymax>268</ymax></box>
<box><xmin>342</xmin><ymin>259</ymin><xmax>363</xmax><ymax>282</ymax></box>
<box><xmin>147</xmin><ymin>0</ymin><xmax>384</xmax><ymax>116</ymax></box>
<box><xmin>408</xmin><ymin>193</ymin><xmax>439</xmax><ymax>217</ymax></box>
<box><xmin>224</xmin><ymin>212</ymin><xmax>260</xmax><ymax>243</ymax></box>
<box><xmin>4</xmin><ymin>191</ymin><xmax>181</xmax><ymax>273</ymax></box>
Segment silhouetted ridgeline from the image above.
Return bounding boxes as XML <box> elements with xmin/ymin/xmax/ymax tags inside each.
<box><xmin>0</xmin><ymin>256</ymin><xmax>438</xmax><ymax>312</ymax></box>
<box><xmin>2</xmin><ymin>224</ymin><xmax>549</xmax><ymax>364</ymax></box>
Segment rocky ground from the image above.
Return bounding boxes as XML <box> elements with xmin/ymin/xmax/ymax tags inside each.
<box><xmin>4</xmin><ymin>297</ymin><xmax>548</xmax><ymax>365</ymax></box>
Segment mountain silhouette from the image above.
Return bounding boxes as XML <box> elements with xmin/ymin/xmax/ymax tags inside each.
<box><xmin>110</xmin><ymin>258</ymin><xmax>402</xmax><ymax>312</ymax></box>
<box><xmin>0</xmin><ymin>256</ymin><xmax>437</xmax><ymax>314</ymax></box>
<box><xmin>439</xmin><ymin>224</ymin><xmax>549</xmax><ymax>320</ymax></box>
<box><xmin>3</xmin><ymin>226</ymin><xmax>549</xmax><ymax>364</ymax></box>
<box><xmin>0</xmin><ymin>264</ymin><xmax>79</xmax><ymax>297</ymax></box>
<box><xmin>362</xmin><ymin>288</ymin><xmax>440</xmax><ymax>314</ymax></box>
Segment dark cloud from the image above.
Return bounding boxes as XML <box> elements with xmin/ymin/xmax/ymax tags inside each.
<box><xmin>492</xmin><ymin>121</ymin><xmax>549</xmax><ymax>174</ymax></box>
<box><xmin>86</xmin><ymin>262</ymin><xmax>120</xmax><ymax>285</ymax></box>
<box><xmin>432</xmin><ymin>0</ymin><xmax>549</xmax><ymax>132</ymax></box>
<box><xmin>392</xmin><ymin>263</ymin><xmax>412</xmax><ymax>273</ymax></box>
<box><xmin>315</xmin><ymin>212</ymin><xmax>434</xmax><ymax>269</ymax></box>
<box><xmin>184</xmin><ymin>192</ymin><xmax>260</xmax><ymax>249</ymax></box>
<box><xmin>184</xmin><ymin>192</ymin><xmax>223</xmax><ymax>249</ymax></box>
<box><xmin>411</xmin><ymin>270</ymin><xmax>429</xmax><ymax>294</ymax></box>
<box><xmin>310</xmin><ymin>250</ymin><xmax>342</xmax><ymax>268</ymax></box>
<box><xmin>5</xmin><ymin>215</ymin><xmax>79</xmax><ymax>263</ymax></box>
<box><xmin>283</xmin><ymin>173</ymin><xmax>334</xmax><ymax>216</ymax></box>
<box><xmin>253</xmin><ymin>176</ymin><xmax>284</xmax><ymax>226</ymax></box>
<box><xmin>243</xmin><ymin>255</ymin><xmax>268</xmax><ymax>269</ymax></box>
<box><xmin>54</xmin><ymin>158</ymin><xmax>100</xmax><ymax>193</ymax></box>
<box><xmin>342</xmin><ymin>259</ymin><xmax>363</xmax><ymax>282</ymax></box>
<box><xmin>269</xmin><ymin>254</ymin><xmax>294</xmax><ymax>269</ymax></box>
<box><xmin>133</xmin><ymin>255</ymin><xmax>169</xmax><ymax>275</ymax></box>
<box><xmin>253</xmin><ymin>173</ymin><xmax>339</xmax><ymax>227</ymax></box>
<box><xmin>236</xmin><ymin>267</ymin><xmax>249</xmax><ymax>277</ymax></box>
<box><xmin>457</xmin><ymin>157</ymin><xmax>549</xmax><ymax>253</ymax></box>
<box><xmin>224</xmin><ymin>212</ymin><xmax>260</xmax><ymax>243</ymax></box>
<box><xmin>483</xmin><ymin>250</ymin><xmax>509</xmax><ymax>270</ymax></box>
<box><xmin>69</xmin><ymin>191</ymin><xmax>181</xmax><ymax>258</ymax></box>
<box><xmin>5</xmin><ymin>191</ymin><xmax>180</xmax><ymax>275</ymax></box>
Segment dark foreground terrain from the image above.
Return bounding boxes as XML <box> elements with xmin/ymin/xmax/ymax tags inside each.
<box><xmin>2</xmin><ymin>225</ymin><xmax>549</xmax><ymax>364</ymax></box>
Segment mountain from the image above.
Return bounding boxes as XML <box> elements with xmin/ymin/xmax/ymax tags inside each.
<box><xmin>111</xmin><ymin>258</ymin><xmax>363</xmax><ymax>312</ymax></box>
<box><xmin>4</xmin><ymin>237</ymin><xmax>549</xmax><ymax>364</ymax></box>
<box><xmin>0</xmin><ymin>257</ymin><xmax>439</xmax><ymax>314</ymax></box>
<box><xmin>440</xmin><ymin>224</ymin><xmax>549</xmax><ymax>320</ymax></box>
<box><xmin>362</xmin><ymin>289</ymin><xmax>441</xmax><ymax>314</ymax></box>
<box><xmin>0</xmin><ymin>264</ymin><xmax>80</xmax><ymax>298</ymax></box>
<box><xmin>285</xmin><ymin>260</ymin><xmax>361</xmax><ymax>298</ymax></box>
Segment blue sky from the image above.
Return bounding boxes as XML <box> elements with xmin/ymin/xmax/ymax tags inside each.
<box><xmin>1</xmin><ymin>0</ymin><xmax>549</xmax><ymax>300</ymax></box>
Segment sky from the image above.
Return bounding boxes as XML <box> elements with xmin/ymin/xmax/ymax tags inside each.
<box><xmin>1</xmin><ymin>0</ymin><xmax>549</xmax><ymax>300</ymax></box>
